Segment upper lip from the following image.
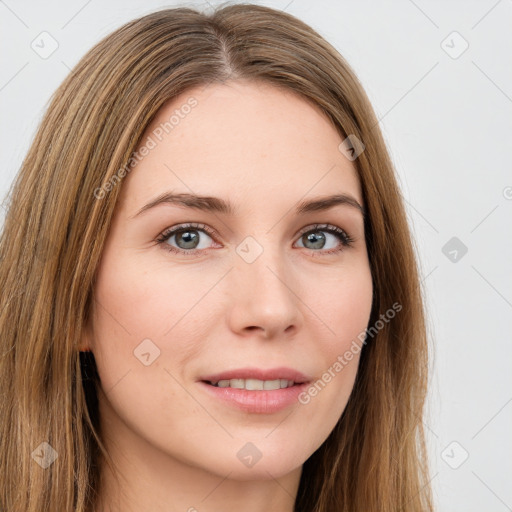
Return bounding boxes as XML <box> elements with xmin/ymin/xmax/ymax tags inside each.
<box><xmin>199</xmin><ymin>367</ymin><xmax>312</xmax><ymax>384</ymax></box>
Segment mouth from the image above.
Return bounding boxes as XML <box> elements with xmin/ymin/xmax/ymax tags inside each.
<box><xmin>203</xmin><ymin>378</ymin><xmax>299</xmax><ymax>390</ymax></box>
<box><xmin>198</xmin><ymin>367</ymin><xmax>311</xmax><ymax>390</ymax></box>
<box><xmin>197</xmin><ymin>373</ymin><xmax>311</xmax><ymax>413</ymax></box>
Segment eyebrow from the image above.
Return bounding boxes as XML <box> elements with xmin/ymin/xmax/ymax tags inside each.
<box><xmin>131</xmin><ymin>192</ymin><xmax>365</xmax><ymax>218</ymax></box>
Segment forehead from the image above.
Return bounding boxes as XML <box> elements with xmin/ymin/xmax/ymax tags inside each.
<box><xmin>119</xmin><ymin>80</ymin><xmax>362</xmax><ymax>213</ymax></box>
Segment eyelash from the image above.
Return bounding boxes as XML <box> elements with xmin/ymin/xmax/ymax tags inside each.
<box><xmin>155</xmin><ymin>222</ymin><xmax>355</xmax><ymax>257</ymax></box>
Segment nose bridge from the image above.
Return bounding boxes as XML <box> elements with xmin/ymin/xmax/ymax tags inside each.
<box><xmin>227</xmin><ymin>232</ymin><xmax>302</xmax><ymax>336</ymax></box>
<box><xmin>235</xmin><ymin>232</ymin><xmax>291</xmax><ymax>293</ymax></box>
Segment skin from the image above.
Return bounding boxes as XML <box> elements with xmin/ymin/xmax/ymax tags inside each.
<box><xmin>81</xmin><ymin>80</ymin><xmax>373</xmax><ymax>512</ymax></box>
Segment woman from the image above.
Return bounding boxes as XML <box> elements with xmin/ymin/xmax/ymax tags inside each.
<box><xmin>0</xmin><ymin>4</ymin><xmax>433</xmax><ymax>511</ymax></box>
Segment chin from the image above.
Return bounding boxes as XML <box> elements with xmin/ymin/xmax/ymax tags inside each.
<box><xmin>216</xmin><ymin>458</ymin><xmax>303</xmax><ymax>482</ymax></box>
<box><xmin>197</xmin><ymin>439</ymin><xmax>309</xmax><ymax>481</ymax></box>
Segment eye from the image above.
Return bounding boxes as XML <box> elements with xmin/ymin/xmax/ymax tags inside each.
<box><xmin>156</xmin><ymin>222</ymin><xmax>354</xmax><ymax>257</ymax></box>
<box><xmin>294</xmin><ymin>224</ymin><xmax>354</xmax><ymax>255</ymax></box>
<box><xmin>156</xmin><ymin>223</ymin><xmax>218</xmax><ymax>256</ymax></box>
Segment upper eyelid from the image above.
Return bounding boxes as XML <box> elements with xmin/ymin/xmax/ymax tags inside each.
<box><xmin>160</xmin><ymin>222</ymin><xmax>216</xmax><ymax>238</ymax></box>
<box><xmin>296</xmin><ymin>223</ymin><xmax>348</xmax><ymax>235</ymax></box>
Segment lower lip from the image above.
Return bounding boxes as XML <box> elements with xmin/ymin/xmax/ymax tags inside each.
<box><xmin>197</xmin><ymin>381</ymin><xmax>310</xmax><ymax>414</ymax></box>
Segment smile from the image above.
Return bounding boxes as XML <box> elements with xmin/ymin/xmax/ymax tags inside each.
<box><xmin>206</xmin><ymin>378</ymin><xmax>296</xmax><ymax>390</ymax></box>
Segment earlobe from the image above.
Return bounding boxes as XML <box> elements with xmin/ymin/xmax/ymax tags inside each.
<box><xmin>78</xmin><ymin>320</ymin><xmax>94</xmax><ymax>352</ymax></box>
<box><xmin>78</xmin><ymin>340</ymin><xmax>92</xmax><ymax>352</ymax></box>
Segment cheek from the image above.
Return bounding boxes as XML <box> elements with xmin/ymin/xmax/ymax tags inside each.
<box><xmin>327</xmin><ymin>268</ymin><xmax>372</xmax><ymax>385</ymax></box>
<box><xmin>93</xmin><ymin>249</ymin><xmax>210</xmax><ymax>338</ymax></box>
<box><xmin>297</xmin><ymin>262</ymin><xmax>372</xmax><ymax>429</ymax></box>
<box><xmin>89</xmin><ymin>251</ymin><xmax>217</xmax><ymax>394</ymax></box>
<box><xmin>308</xmin><ymin>260</ymin><xmax>373</xmax><ymax>348</ymax></box>
<box><xmin>89</xmin><ymin>259</ymin><xmax>202</xmax><ymax>435</ymax></box>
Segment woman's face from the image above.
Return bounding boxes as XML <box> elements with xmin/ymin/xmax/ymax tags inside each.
<box><xmin>85</xmin><ymin>80</ymin><xmax>373</xmax><ymax>482</ymax></box>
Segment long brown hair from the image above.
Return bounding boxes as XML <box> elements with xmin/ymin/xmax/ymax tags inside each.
<box><xmin>0</xmin><ymin>4</ymin><xmax>433</xmax><ymax>511</ymax></box>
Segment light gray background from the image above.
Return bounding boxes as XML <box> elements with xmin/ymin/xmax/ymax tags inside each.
<box><xmin>1</xmin><ymin>1</ymin><xmax>511</xmax><ymax>510</ymax></box>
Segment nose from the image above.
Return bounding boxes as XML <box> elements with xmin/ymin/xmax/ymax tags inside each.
<box><xmin>226</xmin><ymin>243</ymin><xmax>303</xmax><ymax>340</ymax></box>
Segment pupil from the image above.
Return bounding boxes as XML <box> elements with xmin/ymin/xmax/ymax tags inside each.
<box><xmin>305</xmin><ymin>231</ymin><xmax>325</xmax><ymax>249</ymax></box>
<box><xmin>177</xmin><ymin>230</ymin><xmax>199</xmax><ymax>249</ymax></box>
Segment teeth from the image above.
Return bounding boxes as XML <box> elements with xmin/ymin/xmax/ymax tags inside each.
<box><xmin>246</xmin><ymin>378</ymin><xmax>263</xmax><ymax>390</ymax></box>
<box><xmin>230</xmin><ymin>378</ymin><xmax>245</xmax><ymax>389</ymax></box>
<box><xmin>211</xmin><ymin>378</ymin><xmax>295</xmax><ymax>390</ymax></box>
